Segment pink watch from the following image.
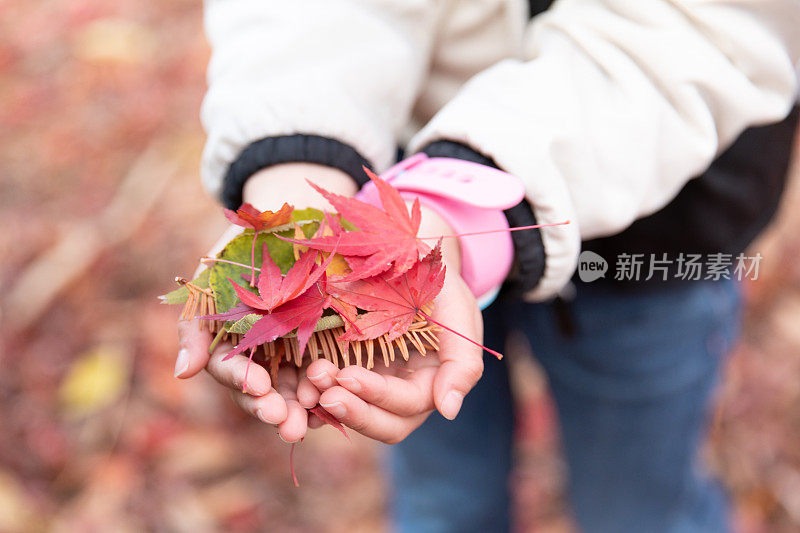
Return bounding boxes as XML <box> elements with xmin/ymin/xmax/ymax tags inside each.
<box><xmin>356</xmin><ymin>153</ymin><xmax>526</xmax><ymax>307</ymax></box>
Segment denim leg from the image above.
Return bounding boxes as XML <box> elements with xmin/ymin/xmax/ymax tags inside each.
<box><xmin>388</xmin><ymin>303</ymin><xmax>515</xmax><ymax>533</ymax></box>
<box><xmin>514</xmin><ymin>280</ymin><xmax>741</xmax><ymax>533</ymax></box>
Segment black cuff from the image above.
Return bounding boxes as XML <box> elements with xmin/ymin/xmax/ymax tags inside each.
<box><xmin>221</xmin><ymin>134</ymin><xmax>373</xmax><ymax>210</ymax></box>
<box><xmin>421</xmin><ymin>141</ymin><xmax>546</xmax><ymax>296</ymax></box>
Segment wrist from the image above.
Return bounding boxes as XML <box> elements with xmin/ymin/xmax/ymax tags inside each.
<box><xmin>221</xmin><ymin>134</ymin><xmax>372</xmax><ymax>210</ymax></box>
<box><xmin>243</xmin><ymin>162</ymin><xmax>357</xmax><ymax>212</ymax></box>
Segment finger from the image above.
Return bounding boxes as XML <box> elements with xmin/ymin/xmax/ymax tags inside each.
<box><xmin>432</xmin><ymin>277</ymin><xmax>485</xmax><ymax>420</ymax></box>
<box><xmin>275</xmin><ymin>365</ymin><xmax>308</xmax><ymax>443</ymax></box>
<box><xmin>206</xmin><ymin>347</ymin><xmax>272</xmax><ymax>397</ymax></box>
<box><xmin>297</xmin><ymin>367</ymin><xmax>322</xmax><ymax>409</ymax></box>
<box><xmin>318</xmin><ymin>387</ymin><xmax>431</xmax><ymax>445</ymax></box>
<box><xmin>175</xmin><ymin>318</ymin><xmax>215</xmax><ymax>379</ymax></box>
<box><xmin>334</xmin><ymin>365</ymin><xmax>437</xmax><ymax>417</ymax></box>
<box><xmin>229</xmin><ymin>388</ymin><xmax>288</xmax><ymax>425</ymax></box>
<box><xmin>433</xmin><ymin>357</ymin><xmax>483</xmax><ymax>421</ymax></box>
<box><xmin>305</xmin><ymin>359</ymin><xmax>339</xmax><ymax>391</ymax></box>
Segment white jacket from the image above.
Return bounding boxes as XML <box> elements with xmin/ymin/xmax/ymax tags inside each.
<box><xmin>201</xmin><ymin>0</ymin><xmax>800</xmax><ymax>300</ymax></box>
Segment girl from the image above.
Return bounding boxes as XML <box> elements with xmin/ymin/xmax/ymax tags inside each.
<box><xmin>177</xmin><ymin>1</ymin><xmax>800</xmax><ymax>531</ymax></box>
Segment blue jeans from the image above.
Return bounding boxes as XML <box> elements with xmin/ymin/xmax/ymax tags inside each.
<box><xmin>389</xmin><ymin>279</ymin><xmax>741</xmax><ymax>533</ymax></box>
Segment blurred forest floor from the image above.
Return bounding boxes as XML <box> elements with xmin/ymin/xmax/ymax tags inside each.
<box><xmin>2</xmin><ymin>1</ymin><xmax>800</xmax><ymax>532</ymax></box>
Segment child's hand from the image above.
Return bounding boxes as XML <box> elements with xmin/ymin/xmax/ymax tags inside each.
<box><xmin>301</xmin><ymin>205</ymin><xmax>485</xmax><ymax>444</ymax></box>
<box><xmin>174</xmin><ymin>163</ymin><xmax>357</xmax><ymax>442</ymax></box>
<box><xmin>303</xmin><ymin>268</ymin><xmax>483</xmax><ymax>444</ymax></box>
<box><xmin>176</xmin><ymin>318</ymin><xmax>320</xmax><ymax>442</ymax></box>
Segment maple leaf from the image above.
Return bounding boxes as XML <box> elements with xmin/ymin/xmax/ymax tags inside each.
<box><xmin>224</xmin><ymin>202</ymin><xmax>294</xmax><ymax>232</ymax></box>
<box><xmin>200</xmin><ymin>245</ymin><xmax>344</xmax><ymax>393</ymax></box>
<box><xmin>202</xmin><ymin>234</ymin><xmax>356</xmax><ymax>362</ymax></box>
<box><xmin>279</xmin><ymin>168</ymin><xmax>428</xmax><ymax>280</ymax></box>
<box><xmin>221</xmin><ymin>278</ymin><xmax>360</xmax><ymax>362</ymax></box>
<box><xmin>204</xmin><ymin>237</ymin><xmax>338</xmax><ymax>314</ymax></box>
<box><xmin>202</xmin><ymin>246</ymin><xmax>327</xmax><ymax>323</ymax></box>
<box><xmin>329</xmin><ymin>242</ymin><xmax>503</xmax><ymax>359</ymax></box>
<box><xmin>328</xmin><ymin>242</ymin><xmax>446</xmax><ymax>342</ymax></box>
<box><xmin>244</xmin><ymin>244</ymin><xmax>325</xmax><ymax>311</ymax></box>
<box><xmin>224</xmin><ymin>202</ymin><xmax>294</xmax><ymax>286</ymax></box>
<box><xmin>223</xmin><ymin>287</ymin><xmax>329</xmax><ymax>360</ymax></box>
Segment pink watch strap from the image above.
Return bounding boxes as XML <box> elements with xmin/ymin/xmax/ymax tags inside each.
<box><xmin>356</xmin><ymin>154</ymin><xmax>525</xmax><ymax>302</ymax></box>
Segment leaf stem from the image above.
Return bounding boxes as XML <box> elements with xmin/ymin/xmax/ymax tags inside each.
<box><xmin>250</xmin><ymin>232</ymin><xmax>259</xmax><ymax>287</ymax></box>
<box><xmin>418</xmin><ymin>220</ymin><xmax>570</xmax><ymax>240</ymax></box>
<box><xmin>201</xmin><ymin>257</ymin><xmax>262</xmax><ymax>272</ymax></box>
<box><xmin>290</xmin><ymin>442</ymin><xmax>300</xmax><ymax>487</ymax></box>
<box><xmin>242</xmin><ymin>346</ymin><xmax>256</xmax><ymax>393</ymax></box>
<box><xmin>175</xmin><ymin>276</ymin><xmax>212</xmax><ymax>295</ymax></box>
<box><xmin>208</xmin><ymin>328</ymin><xmax>226</xmax><ymax>355</ymax></box>
<box><xmin>418</xmin><ymin>310</ymin><xmax>503</xmax><ymax>360</ymax></box>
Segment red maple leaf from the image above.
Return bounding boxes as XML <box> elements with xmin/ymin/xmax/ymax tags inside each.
<box><xmin>224</xmin><ymin>202</ymin><xmax>294</xmax><ymax>231</ymax></box>
<box><xmin>329</xmin><ymin>242</ymin><xmax>503</xmax><ymax>359</ymax></box>
<box><xmin>328</xmin><ymin>242</ymin><xmax>446</xmax><ymax>342</ymax></box>
<box><xmin>209</xmin><ymin>273</ymin><xmax>359</xmax><ymax>364</ymax></box>
<box><xmin>203</xmin><ymin>246</ymin><xmax>330</xmax><ymax>325</ymax></box>
<box><xmin>223</xmin><ymin>202</ymin><xmax>294</xmax><ymax>286</ymax></box>
<box><xmin>236</xmin><ymin>282</ymin><xmax>356</xmax><ymax>362</ymax></box>
<box><xmin>279</xmin><ymin>168</ymin><xmax>428</xmax><ymax>280</ymax></box>
<box><xmin>239</xmin><ymin>244</ymin><xmax>325</xmax><ymax>312</ymax></box>
<box><xmin>202</xmin><ymin>239</ymin><xmax>359</xmax><ymax>389</ymax></box>
<box><xmin>223</xmin><ymin>286</ymin><xmax>331</xmax><ymax>360</ymax></box>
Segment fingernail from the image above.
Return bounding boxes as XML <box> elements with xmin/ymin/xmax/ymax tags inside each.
<box><xmin>255</xmin><ymin>408</ymin><xmax>276</xmax><ymax>425</ymax></box>
<box><xmin>308</xmin><ymin>371</ymin><xmax>328</xmax><ymax>382</ymax></box>
<box><xmin>320</xmin><ymin>401</ymin><xmax>346</xmax><ymax>419</ymax></box>
<box><xmin>174</xmin><ymin>348</ymin><xmax>190</xmax><ymax>378</ymax></box>
<box><xmin>335</xmin><ymin>376</ymin><xmax>361</xmax><ymax>393</ymax></box>
<box><xmin>441</xmin><ymin>391</ymin><xmax>464</xmax><ymax>420</ymax></box>
<box><xmin>278</xmin><ymin>433</ymin><xmax>299</xmax><ymax>444</ymax></box>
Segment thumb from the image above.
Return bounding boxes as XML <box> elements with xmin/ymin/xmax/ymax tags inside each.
<box><xmin>175</xmin><ymin>318</ymin><xmax>215</xmax><ymax>378</ymax></box>
<box><xmin>430</xmin><ymin>273</ymin><xmax>485</xmax><ymax>420</ymax></box>
<box><xmin>433</xmin><ymin>355</ymin><xmax>484</xmax><ymax>420</ymax></box>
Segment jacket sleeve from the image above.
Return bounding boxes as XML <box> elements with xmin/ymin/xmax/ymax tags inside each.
<box><xmin>409</xmin><ymin>0</ymin><xmax>800</xmax><ymax>301</ymax></box>
<box><xmin>201</xmin><ymin>0</ymin><xmax>436</xmax><ymax>204</ymax></box>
